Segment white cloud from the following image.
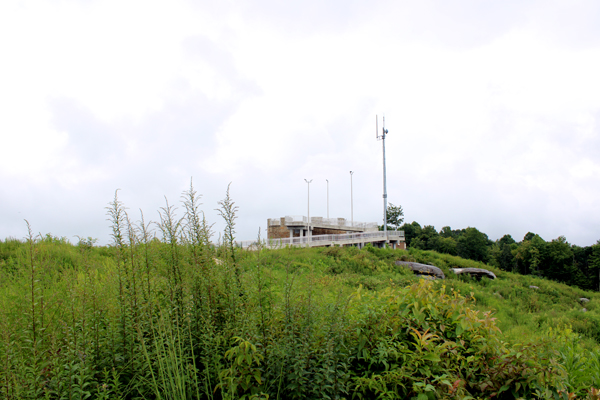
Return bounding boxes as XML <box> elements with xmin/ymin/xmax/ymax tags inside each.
<box><xmin>1</xmin><ymin>0</ymin><xmax>600</xmax><ymax>246</ymax></box>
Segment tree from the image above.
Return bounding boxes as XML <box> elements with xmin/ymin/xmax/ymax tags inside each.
<box><xmin>409</xmin><ymin>224</ymin><xmax>439</xmax><ymax>251</ymax></box>
<box><xmin>589</xmin><ymin>241</ymin><xmax>600</xmax><ymax>291</ymax></box>
<box><xmin>544</xmin><ymin>236</ymin><xmax>574</xmax><ymax>283</ymax></box>
<box><xmin>399</xmin><ymin>221</ymin><xmax>422</xmax><ymax>247</ymax></box>
<box><xmin>386</xmin><ymin>203</ymin><xmax>404</xmax><ymax>230</ymax></box>
<box><xmin>529</xmin><ymin>246</ymin><xmax>541</xmax><ymax>277</ymax></box>
<box><xmin>456</xmin><ymin>227</ymin><xmax>491</xmax><ymax>262</ymax></box>
<box><xmin>499</xmin><ymin>234</ymin><xmax>516</xmax><ymax>246</ymax></box>
<box><xmin>515</xmin><ymin>234</ymin><xmax>545</xmax><ymax>276</ymax></box>
<box><xmin>493</xmin><ymin>242</ymin><xmax>516</xmax><ymax>271</ymax></box>
<box><xmin>439</xmin><ymin>226</ymin><xmax>465</xmax><ymax>240</ymax></box>
<box><xmin>523</xmin><ymin>232</ymin><xmax>538</xmax><ymax>242</ymax></box>
<box><xmin>440</xmin><ymin>226</ymin><xmax>452</xmax><ymax>238</ymax></box>
<box><xmin>410</xmin><ymin>236</ymin><xmax>426</xmax><ymax>250</ymax></box>
<box><xmin>416</xmin><ymin>225</ymin><xmax>439</xmax><ymax>250</ymax></box>
<box><xmin>572</xmin><ymin>245</ymin><xmax>595</xmax><ymax>291</ymax></box>
<box><xmin>434</xmin><ymin>236</ymin><xmax>457</xmax><ymax>255</ymax></box>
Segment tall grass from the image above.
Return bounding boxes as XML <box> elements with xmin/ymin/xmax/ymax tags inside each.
<box><xmin>1</xmin><ymin>182</ymin><xmax>600</xmax><ymax>399</ymax></box>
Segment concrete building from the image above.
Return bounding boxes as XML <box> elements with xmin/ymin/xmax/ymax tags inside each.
<box><xmin>260</xmin><ymin>216</ymin><xmax>405</xmax><ymax>249</ymax></box>
<box><xmin>267</xmin><ymin>216</ymin><xmax>378</xmax><ymax>239</ymax></box>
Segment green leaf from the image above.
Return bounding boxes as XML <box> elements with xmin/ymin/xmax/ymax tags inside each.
<box><xmin>423</xmin><ymin>353</ymin><xmax>441</xmax><ymax>363</ymax></box>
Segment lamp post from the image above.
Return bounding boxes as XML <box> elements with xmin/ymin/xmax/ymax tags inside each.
<box><xmin>305</xmin><ymin>179</ymin><xmax>312</xmax><ymax>244</ymax></box>
<box><xmin>350</xmin><ymin>171</ymin><xmax>354</xmax><ymax>226</ymax></box>
<box><xmin>326</xmin><ymin>179</ymin><xmax>329</xmax><ymax>219</ymax></box>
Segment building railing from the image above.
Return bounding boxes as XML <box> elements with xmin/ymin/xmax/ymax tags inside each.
<box><xmin>284</xmin><ymin>215</ymin><xmax>306</xmax><ymax>224</ymax></box>
<box><xmin>237</xmin><ymin>230</ymin><xmax>404</xmax><ymax>249</ymax></box>
<box><xmin>268</xmin><ymin>216</ymin><xmax>378</xmax><ymax>230</ymax></box>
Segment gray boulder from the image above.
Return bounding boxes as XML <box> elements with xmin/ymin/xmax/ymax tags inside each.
<box><xmin>395</xmin><ymin>261</ymin><xmax>445</xmax><ymax>279</ymax></box>
<box><xmin>451</xmin><ymin>268</ymin><xmax>496</xmax><ymax>280</ymax></box>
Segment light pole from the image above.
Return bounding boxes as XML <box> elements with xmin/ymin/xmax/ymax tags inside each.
<box><xmin>326</xmin><ymin>179</ymin><xmax>329</xmax><ymax>219</ymax></box>
<box><xmin>350</xmin><ymin>171</ymin><xmax>354</xmax><ymax>226</ymax></box>
<box><xmin>305</xmin><ymin>179</ymin><xmax>312</xmax><ymax>243</ymax></box>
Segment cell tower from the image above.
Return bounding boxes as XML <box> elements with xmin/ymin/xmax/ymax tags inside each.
<box><xmin>376</xmin><ymin>115</ymin><xmax>389</xmax><ymax>241</ymax></box>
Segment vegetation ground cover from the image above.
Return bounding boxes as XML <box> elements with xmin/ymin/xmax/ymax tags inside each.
<box><xmin>1</xmin><ymin>186</ymin><xmax>599</xmax><ymax>399</ymax></box>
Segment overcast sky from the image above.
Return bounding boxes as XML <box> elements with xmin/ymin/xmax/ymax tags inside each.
<box><xmin>2</xmin><ymin>0</ymin><xmax>600</xmax><ymax>247</ymax></box>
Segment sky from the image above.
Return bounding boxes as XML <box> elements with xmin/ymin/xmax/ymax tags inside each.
<box><xmin>1</xmin><ymin>0</ymin><xmax>600</xmax><ymax>247</ymax></box>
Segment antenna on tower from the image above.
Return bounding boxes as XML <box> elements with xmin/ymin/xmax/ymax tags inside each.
<box><xmin>376</xmin><ymin>115</ymin><xmax>389</xmax><ymax>140</ymax></box>
<box><xmin>375</xmin><ymin>115</ymin><xmax>389</xmax><ymax>242</ymax></box>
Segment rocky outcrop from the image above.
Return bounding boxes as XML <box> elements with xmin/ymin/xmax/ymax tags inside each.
<box><xmin>451</xmin><ymin>268</ymin><xmax>496</xmax><ymax>280</ymax></box>
<box><xmin>395</xmin><ymin>262</ymin><xmax>499</xmax><ymax>281</ymax></box>
<box><xmin>395</xmin><ymin>261</ymin><xmax>445</xmax><ymax>279</ymax></box>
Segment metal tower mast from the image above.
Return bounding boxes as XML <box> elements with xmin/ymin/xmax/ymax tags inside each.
<box><xmin>376</xmin><ymin>115</ymin><xmax>389</xmax><ymax>241</ymax></box>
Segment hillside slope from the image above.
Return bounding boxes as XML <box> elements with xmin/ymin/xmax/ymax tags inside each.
<box><xmin>1</xmin><ymin>237</ymin><xmax>599</xmax><ymax>399</ymax></box>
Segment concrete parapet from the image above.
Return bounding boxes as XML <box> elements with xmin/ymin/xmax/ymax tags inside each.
<box><xmin>267</xmin><ymin>215</ymin><xmax>379</xmax><ymax>238</ymax></box>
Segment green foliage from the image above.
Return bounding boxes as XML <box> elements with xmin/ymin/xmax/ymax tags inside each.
<box><xmin>399</xmin><ymin>221</ymin><xmax>422</xmax><ymax>247</ymax></box>
<box><xmin>386</xmin><ymin>203</ymin><xmax>404</xmax><ymax>230</ymax></box>
<box><xmin>217</xmin><ymin>337</ymin><xmax>266</xmax><ymax>400</ymax></box>
<box><xmin>590</xmin><ymin>242</ymin><xmax>600</xmax><ymax>291</ymax></box>
<box><xmin>545</xmin><ymin>326</ymin><xmax>600</xmax><ymax>395</ymax></box>
<box><xmin>456</xmin><ymin>227</ymin><xmax>491</xmax><ymax>263</ymax></box>
<box><xmin>401</xmin><ymin>220</ymin><xmax>600</xmax><ymax>294</ymax></box>
<box><xmin>216</xmin><ymin>183</ymin><xmax>238</xmax><ymax>265</ymax></box>
<box><xmin>350</xmin><ymin>280</ymin><xmax>566</xmax><ymax>399</ymax></box>
<box><xmin>496</xmin><ymin>242</ymin><xmax>516</xmax><ymax>272</ymax></box>
<box><xmin>2</xmin><ymin>198</ymin><xmax>600</xmax><ymax>399</ymax></box>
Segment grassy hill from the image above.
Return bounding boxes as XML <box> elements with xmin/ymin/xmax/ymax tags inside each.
<box><xmin>1</xmin><ymin>234</ymin><xmax>599</xmax><ymax>399</ymax></box>
<box><xmin>369</xmin><ymin>246</ymin><xmax>600</xmax><ymax>347</ymax></box>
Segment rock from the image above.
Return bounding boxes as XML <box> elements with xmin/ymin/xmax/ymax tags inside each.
<box><xmin>451</xmin><ymin>268</ymin><xmax>496</xmax><ymax>280</ymax></box>
<box><xmin>580</xmin><ymin>298</ymin><xmax>590</xmax><ymax>303</ymax></box>
<box><xmin>582</xmin><ymin>308</ymin><xmax>588</xmax><ymax>312</ymax></box>
<box><xmin>529</xmin><ymin>285</ymin><xmax>539</xmax><ymax>289</ymax></box>
<box><xmin>395</xmin><ymin>261</ymin><xmax>445</xmax><ymax>279</ymax></box>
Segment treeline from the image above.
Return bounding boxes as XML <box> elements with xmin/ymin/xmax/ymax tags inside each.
<box><xmin>396</xmin><ymin>222</ymin><xmax>600</xmax><ymax>292</ymax></box>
